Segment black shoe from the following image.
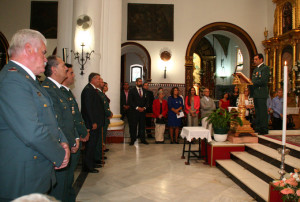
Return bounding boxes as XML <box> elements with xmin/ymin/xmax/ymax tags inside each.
<box><xmin>129</xmin><ymin>141</ymin><xmax>135</xmax><ymax>145</ymax></box>
<box><xmin>175</xmin><ymin>141</ymin><xmax>179</xmax><ymax>144</ymax></box>
<box><xmin>103</xmin><ymin>156</ymin><xmax>107</xmax><ymax>160</ymax></box>
<box><xmin>83</xmin><ymin>168</ymin><xmax>99</xmax><ymax>173</ymax></box>
<box><xmin>94</xmin><ymin>164</ymin><xmax>102</xmax><ymax>168</ymax></box>
<box><xmin>170</xmin><ymin>141</ymin><xmax>173</xmax><ymax>144</ymax></box>
<box><xmin>104</xmin><ymin>149</ymin><xmax>109</xmax><ymax>152</ymax></box>
<box><xmin>141</xmin><ymin>140</ymin><xmax>149</xmax><ymax>145</ymax></box>
<box><xmin>95</xmin><ymin>160</ymin><xmax>105</xmax><ymax>164</ymax></box>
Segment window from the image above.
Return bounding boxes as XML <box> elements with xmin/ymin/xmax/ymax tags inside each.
<box><xmin>130</xmin><ymin>65</ymin><xmax>143</xmax><ymax>82</ymax></box>
<box><xmin>236</xmin><ymin>48</ymin><xmax>243</xmax><ymax>70</ymax></box>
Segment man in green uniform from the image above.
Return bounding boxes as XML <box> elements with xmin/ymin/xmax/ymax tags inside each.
<box><xmin>0</xmin><ymin>29</ymin><xmax>69</xmax><ymax>202</ymax></box>
<box><xmin>42</xmin><ymin>56</ymin><xmax>79</xmax><ymax>201</ymax></box>
<box><xmin>61</xmin><ymin>63</ymin><xmax>90</xmax><ymax>201</ymax></box>
<box><xmin>251</xmin><ymin>53</ymin><xmax>270</xmax><ymax>135</ymax></box>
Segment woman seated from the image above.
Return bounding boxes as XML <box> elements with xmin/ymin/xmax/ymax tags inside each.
<box><xmin>237</xmin><ymin>88</ymin><xmax>254</xmax><ymax>122</ymax></box>
<box><xmin>219</xmin><ymin>92</ymin><xmax>230</xmax><ymax>110</ymax></box>
<box><xmin>184</xmin><ymin>87</ymin><xmax>200</xmax><ymax>126</ymax></box>
<box><xmin>230</xmin><ymin>86</ymin><xmax>239</xmax><ymax>107</ymax></box>
<box><xmin>152</xmin><ymin>91</ymin><xmax>168</xmax><ymax>143</ymax></box>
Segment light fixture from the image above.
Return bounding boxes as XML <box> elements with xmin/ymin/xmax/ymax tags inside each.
<box><xmin>160</xmin><ymin>50</ymin><xmax>171</xmax><ymax>79</ymax></box>
<box><xmin>71</xmin><ymin>44</ymin><xmax>94</xmax><ymax>75</ymax></box>
<box><xmin>71</xmin><ymin>14</ymin><xmax>94</xmax><ymax>75</ymax></box>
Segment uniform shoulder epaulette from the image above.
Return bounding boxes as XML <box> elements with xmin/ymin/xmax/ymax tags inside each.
<box><xmin>8</xmin><ymin>67</ymin><xmax>18</xmax><ymax>72</ymax></box>
<box><xmin>43</xmin><ymin>85</ymin><xmax>50</xmax><ymax>88</ymax></box>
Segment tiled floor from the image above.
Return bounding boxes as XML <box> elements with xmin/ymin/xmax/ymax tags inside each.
<box><xmin>76</xmin><ymin>142</ymin><xmax>254</xmax><ymax>202</ymax></box>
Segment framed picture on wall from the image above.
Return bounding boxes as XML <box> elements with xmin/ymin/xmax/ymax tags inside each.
<box><xmin>127</xmin><ymin>3</ymin><xmax>174</xmax><ymax>41</ymax></box>
<box><xmin>30</xmin><ymin>1</ymin><xmax>58</xmax><ymax>39</ymax></box>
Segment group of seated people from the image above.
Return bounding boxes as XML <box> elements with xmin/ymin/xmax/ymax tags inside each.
<box><xmin>125</xmin><ymin>84</ymin><xmax>285</xmax><ymax>144</ymax></box>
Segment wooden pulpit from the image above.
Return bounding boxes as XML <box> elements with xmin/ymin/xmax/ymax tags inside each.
<box><xmin>230</xmin><ymin>72</ymin><xmax>256</xmax><ymax>137</ymax></box>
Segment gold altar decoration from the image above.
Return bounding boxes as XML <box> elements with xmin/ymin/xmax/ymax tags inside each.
<box><xmin>230</xmin><ymin>72</ymin><xmax>255</xmax><ymax>136</ymax></box>
<box><xmin>263</xmin><ymin>0</ymin><xmax>300</xmax><ymax>93</ymax></box>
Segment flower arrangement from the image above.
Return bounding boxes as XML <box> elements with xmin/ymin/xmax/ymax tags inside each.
<box><xmin>272</xmin><ymin>169</ymin><xmax>300</xmax><ymax>202</ymax></box>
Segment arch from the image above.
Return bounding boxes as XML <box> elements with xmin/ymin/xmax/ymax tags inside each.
<box><xmin>121</xmin><ymin>42</ymin><xmax>151</xmax><ymax>82</ymax></box>
<box><xmin>185</xmin><ymin>22</ymin><xmax>258</xmax><ymax>93</ymax></box>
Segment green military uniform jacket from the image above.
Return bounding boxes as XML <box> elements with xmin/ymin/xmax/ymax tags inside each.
<box><xmin>97</xmin><ymin>89</ymin><xmax>112</xmax><ymax>125</ymax></box>
<box><xmin>42</xmin><ymin>78</ymin><xmax>78</xmax><ymax>147</ymax></box>
<box><xmin>0</xmin><ymin>61</ymin><xmax>67</xmax><ymax>200</ymax></box>
<box><xmin>251</xmin><ymin>63</ymin><xmax>270</xmax><ymax>99</ymax></box>
<box><xmin>61</xmin><ymin>86</ymin><xmax>88</xmax><ymax>138</ymax></box>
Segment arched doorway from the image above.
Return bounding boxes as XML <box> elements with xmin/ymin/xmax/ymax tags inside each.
<box><xmin>121</xmin><ymin>42</ymin><xmax>151</xmax><ymax>85</ymax></box>
<box><xmin>185</xmin><ymin>22</ymin><xmax>257</xmax><ymax>97</ymax></box>
<box><xmin>0</xmin><ymin>32</ymin><xmax>9</xmax><ymax>70</ymax></box>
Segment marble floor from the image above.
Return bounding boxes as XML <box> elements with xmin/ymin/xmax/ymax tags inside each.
<box><xmin>76</xmin><ymin>141</ymin><xmax>255</xmax><ymax>202</ymax></box>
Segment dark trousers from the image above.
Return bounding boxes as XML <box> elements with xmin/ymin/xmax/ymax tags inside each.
<box><xmin>49</xmin><ymin>163</ymin><xmax>70</xmax><ymax>201</ymax></box>
<box><xmin>128</xmin><ymin>111</ymin><xmax>146</xmax><ymax>142</ymax></box>
<box><xmin>272</xmin><ymin>117</ymin><xmax>283</xmax><ymax>130</ymax></box>
<box><xmin>66</xmin><ymin>146</ymin><xmax>81</xmax><ymax>202</ymax></box>
<box><xmin>84</xmin><ymin>128</ymin><xmax>100</xmax><ymax>170</ymax></box>
<box><xmin>254</xmin><ymin>98</ymin><xmax>268</xmax><ymax>134</ymax></box>
<box><xmin>95</xmin><ymin>127</ymin><xmax>104</xmax><ymax>162</ymax></box>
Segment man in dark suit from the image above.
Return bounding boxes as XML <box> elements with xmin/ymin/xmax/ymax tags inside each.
<box><xmin>120</xmin><ymin>82</ymin><xmax>130</xmax><ymax>120</ymax></box>
<box><xmin>61</xmin><ymin>63</ymin><xmax>89</xmax><ymax>201</ymax></box>
<box><xmin>0</xmin><ymin>29</ymin><xmax>69</xmax><ymax>201</ymax></box>
<box><xmin>143</xmin><ymin>82</ymin><xmax>155</xmax><ymax>138</ymax></box>
<box><xmin>251</xmin><ymin>53</ymin><xmax>270</xmax><ymax>135</ymax></box>
<box><xmin>42</xmin><ymin>56</ymin><xmax>79</xmax><ymax>201</ymax></box>
<box><xmin>81</xmin><ymin>73</ymin><xmax>105</xmax><ymax>173</ymax></box>
<box><xmin>128</xmin><ymin>78</ymin><xmax>149</xmax><ymax>145</ymax></box>
<box><xmin>94</xmin><ymin>78</ymin><xmax>111</xmax><ymax>165</ymax></box>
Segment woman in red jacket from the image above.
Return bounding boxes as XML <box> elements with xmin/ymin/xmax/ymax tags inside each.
<box><xmin>152</xmin><ymin>91</ymin><xmax>168</xmax><ymax>143</ymax></box>
<box><xmin>185</xmin><ymin>87</ymin><xmax>200</xmax><ymax>126</ymax></box>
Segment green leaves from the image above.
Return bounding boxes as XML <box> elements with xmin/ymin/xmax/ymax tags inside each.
<box><xmin>205</xmin><ymin>108</ymin><xmax>243</xmax><ymax>130</ymax></box>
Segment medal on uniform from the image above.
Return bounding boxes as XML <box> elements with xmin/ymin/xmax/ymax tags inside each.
<box><xmin>72</xmin><ymin>106</ymin><xmax>75</xmax><ymax>115</ymax></box>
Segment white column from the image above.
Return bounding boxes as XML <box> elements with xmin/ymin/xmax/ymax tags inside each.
<box><xmin>99</xmin><ymin>0</ymin><xmax>123</xmax><ymax>129</ymax></box>
<box><xmin>57</xmin><ymin>0</ymin><xmax>73</xmax><ymax>61</ymax></box>
<box><xmin>71</xmin><ymin>0</ymin><xmax>102</xmax><ymax>106</ymax></box>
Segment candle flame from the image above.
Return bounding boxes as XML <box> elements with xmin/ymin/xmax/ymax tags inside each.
<box><xmin>285</xmin><ymin>61</ymin><xmax>287</xmax><ymax>66</ymax></box>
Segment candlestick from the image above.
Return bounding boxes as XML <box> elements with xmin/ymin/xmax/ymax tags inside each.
<box><xmin>282</xmin><ymin>61</ymin><xmax>287</xmax><ymax>146</ymax></box>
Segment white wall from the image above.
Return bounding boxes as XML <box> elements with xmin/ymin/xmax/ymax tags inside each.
<box><xmin>122</xmin><ymin>0</ymin><xmax>275</xmax><ymax>84</ymax></box>
<box><xmin>0</xmin><ymin>0</ymin><xmax>58</xmax><ymax>57</ymax></box>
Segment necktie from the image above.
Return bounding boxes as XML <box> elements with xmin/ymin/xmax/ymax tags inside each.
<box><xmin>139</xmin><ymin>88</ymin><xmax>142</xmax><ymax>97</ymax></box>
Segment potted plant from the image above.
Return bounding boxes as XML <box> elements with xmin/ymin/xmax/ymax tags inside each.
<box><xmin>204</xmin><ymin>108</ymin><xmax>243</xmax><ymax>142</ymax></box>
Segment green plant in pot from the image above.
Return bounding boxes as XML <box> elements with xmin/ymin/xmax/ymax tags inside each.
<box><xmin>204</xmin><ymin>108</ymin><xmax>243</xmax><ymax>141</ymax></box>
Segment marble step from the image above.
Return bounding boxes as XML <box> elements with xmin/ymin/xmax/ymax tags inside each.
<box><xmin>216</xmin><ymin>159</ymin><xmax>268</xmax><ymax>202</ymax></box>
<box><xmin>230</xmin><ymin>151</ymin><xmax>289</xmax><ymax>183</ymax></box>
<box><xmin>258</xmin><ymin>135</ymin><xmax>300</xmax><ymax>158</ymax></box>
<box><xmin>245</xmin><ymin>143</ymin><xmax>300</xmax><ymax>173</ymax></box>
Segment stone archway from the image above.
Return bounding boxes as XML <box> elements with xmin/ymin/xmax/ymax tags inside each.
<box><xmin>121</xmin><ymin>42</ymin><xmax>151</xmax><ymax>84</ymax></box>
<box><xmin>185</xmin><ymin>22</ymin><xmax>257</xmax><ymax>94</ymax></box>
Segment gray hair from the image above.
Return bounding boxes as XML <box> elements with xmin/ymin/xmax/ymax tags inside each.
<box><xmin>8</xmin><ymin>29</ymin><xmax>47</xmax><ymax>57</ymax></box>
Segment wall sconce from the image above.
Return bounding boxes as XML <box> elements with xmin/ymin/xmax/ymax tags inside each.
<box><xmin>71</xmin><ymin>14</ymin><xmax>94</xmax><ymax>75</ymax></box>
<box><xmin>71</xmin><ymin>43</ymin><xmax>94</xmax><ymax>75</ymax></box>
<box><xmin>160</xmin><ymin>50</ymin><xmax>171</xmax><ymax>79</ymax></box>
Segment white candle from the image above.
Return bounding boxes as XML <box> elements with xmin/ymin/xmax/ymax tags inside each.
<box><xmin>282</xmin><ymin>61</ymin><xmax>287</xmax><ymax>146</ymax></box>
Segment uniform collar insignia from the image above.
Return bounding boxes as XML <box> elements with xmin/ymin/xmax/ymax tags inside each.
<box><xmin>8</xmin><ymin>67</ymin><xmax>18</xmax><ymax>72</ymax></box>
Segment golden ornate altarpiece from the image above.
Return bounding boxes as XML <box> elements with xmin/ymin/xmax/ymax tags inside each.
<box><xmin>263</xmin><ymin>0</ymin><xmax>300</xmax><ymax>94</ymax></box>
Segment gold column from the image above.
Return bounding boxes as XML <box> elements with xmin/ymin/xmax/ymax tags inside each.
<box><xmin>293</xmin><ymin>42</ymin><xmax>297</xmax><ymax>90</ymax></box>
<box><xmin>265</xmin><ymin>48</ymin><xmax>269</xmax><ymax>66</ymax></box>
<box><xmin>273</xmin><ymin>48</ymin><xmax>277</xmax><ymax>90</ymax></box>
<box><xmin>278</xmin><ymin>47</ymin><xmax>282</xmax><ymax>89</ymax></box>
